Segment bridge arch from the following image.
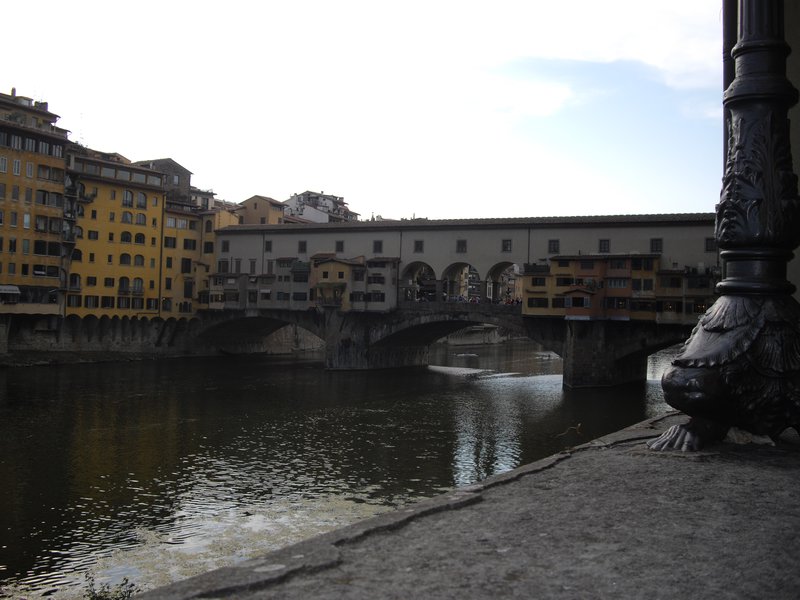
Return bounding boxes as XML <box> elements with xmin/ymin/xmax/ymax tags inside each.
<box><xmin>399</xmin><ymin>261</ymin><xmax>438</xmax><ymax>302</ymax></box>
<box><xmin>441</xmin><ymin>261</ymin><xmax>481</xmax><ymax>302</ymax></box>
<box><xmin>485</xmin><ymin>261</ymin><xmax>523</xmax><ymax>304</ymax></box>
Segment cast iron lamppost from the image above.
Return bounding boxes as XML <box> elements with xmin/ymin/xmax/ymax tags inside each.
<box><xmin>649</xmin><ymin>0</ymin><xmax>800</xmax><ymax>451</ymax></box>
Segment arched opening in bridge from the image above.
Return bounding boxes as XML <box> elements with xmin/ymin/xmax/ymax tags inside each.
<box><xmin>400</xmin><ymin>262</ymin><xmax>437</xmax><ymax>302</ymax></box>
<box><xmin>486</xmin><ymin>262</ymin><xmax>523</xmax><ymax>305</ymax></box>
<box><xmin>441</xmin><ymin>262</ymin><xmax>481</xmax><ymax>302</ymax></box>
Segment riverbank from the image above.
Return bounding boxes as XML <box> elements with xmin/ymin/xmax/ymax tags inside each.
<box><xmin>138</xmin><ymin>412</ymin><xmax>800</xmax><ymax>599</ymax></box>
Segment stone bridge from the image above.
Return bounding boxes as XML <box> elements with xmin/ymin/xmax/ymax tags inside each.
<box><xmin>196</xmin><ymin>303</ymin><xmax>695</xmax><ymax>388</ymax></box>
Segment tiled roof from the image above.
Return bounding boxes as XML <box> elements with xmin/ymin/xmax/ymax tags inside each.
<box><xmin>218</xmin><ymin>213</ymin><xmax>714</xmax><ymax>235</ymax></box>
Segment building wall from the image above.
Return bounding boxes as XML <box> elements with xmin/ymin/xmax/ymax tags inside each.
<box><xmin>65</xmin><ymin>149</ymin><xmax>166</xmax><ymax>318</ymax></box>
<box><xmin>215</xmin><ymin>215</ymin><xmax>720</xmax><ymax>315</ymax></box>
<box><xmin>237</xmin><ymin>195</ymin><xmax>285</xmax><ymax>225</ymax></box>
<box><xmin>0</xmin><ymin>89</ymin><xmax>70</xmax><ymax>315</ymax></box>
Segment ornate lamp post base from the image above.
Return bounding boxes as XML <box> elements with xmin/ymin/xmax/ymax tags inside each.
<box><xmin>649</xmin><ymin>0</ymin><xmax>800</xmax><ymax>451</ymax></box>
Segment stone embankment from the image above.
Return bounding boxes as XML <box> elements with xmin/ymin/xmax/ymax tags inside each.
<box><xmin>138</xmin><ymin>413</ymin><xmax>800</xmax><ymax>599</ymax></box>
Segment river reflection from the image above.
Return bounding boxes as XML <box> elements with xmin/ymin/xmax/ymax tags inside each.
<box><xmin>0</xmin><ymin>341</ymin><xmax>677</xmax><ymax>598</ymax></box>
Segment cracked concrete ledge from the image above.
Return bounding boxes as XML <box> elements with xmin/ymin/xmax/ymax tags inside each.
<box><xmin>137</xmin><ymin>414</ymin><xmax>678</xmax><ymax>600</ymax></box>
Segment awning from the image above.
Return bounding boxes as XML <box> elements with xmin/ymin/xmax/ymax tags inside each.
<box><xmin>0</xmin><ymin>285</ymin><xmax>20</xmax><ymax>295</ymax></box>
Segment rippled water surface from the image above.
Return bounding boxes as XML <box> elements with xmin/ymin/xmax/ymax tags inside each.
<box><xmin>0</xmin><ymin>341</ymin><xmax>678</xmax><ymax>598</ymax></box>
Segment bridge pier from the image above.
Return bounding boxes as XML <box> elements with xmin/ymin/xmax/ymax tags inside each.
<box><xmin>562</xmin><ymin>321</ymin><xmax>648</xmax><ymax>388</ymax></box>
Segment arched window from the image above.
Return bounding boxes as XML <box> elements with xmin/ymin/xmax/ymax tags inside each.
<box><xmin>134</xmin><ymin>254</ymin><xmax>144</xmax><ymax>266</ymax></box>
<box><xmin>123</xmin><ymin>190</ymin><xmax>133</xmax><ymax>207</ymax></box>
<box><xmin>119</xmin><ymin>276</ymin><xmax>130</xmax><ymax>291</ymax></box>
<box><xmin>205</xmin><ymin>220</ymin><xmax>212</xmax><ymax>233</ymax></box>
<box><xmin>134</xmin><ymin>233</ymin><xmax>145</xmax><ymax>244</ymax></box>
<box><xmin>72</xmin><ymin>248</ymin><xmax>83</xmax><ymax>262</ymax></box>
<box><xmin>122</xmin><ymin>211</ymin><xmax>133</xmax><ymax>224</ymax></box>
<box><xmin>120</xmin><ymin>253</ymin><xmax>131</xmax><ymax>265</ymax></box>
<box><xmin>132</xmin><ymin>277</ymin><xmax>144</xmax><ymax>292</ymax></box>
<box><xmin>121</xmin><ymin>231</ymin><xmax>132</xmax><ymax>243</ymax></box>
<box><xmin>136</xmin><ymin>192</ymin><xmax>147</xmax><ymax>208</ymax></box>
<box><xmin>74</xmin><ymin>226</ymin><xmax>83</xmax><ymax>239</ymax></box>
<box><xmin>135</xmin><ymin>213</ymin><xmax>146</xmax><ymax>226</ymax></box>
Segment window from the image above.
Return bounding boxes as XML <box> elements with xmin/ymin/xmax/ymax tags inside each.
<box><xmin>120</xmin><ymin>253</ymin><xmax>131</xmax><ymax>265</ymax></box>
<box><xmin>531</xmin><ymin>277</ymin><xmax>546</xmax><ymax>286</ymax></box>
<box><xmin>135</xmin><ymin>213</ymin><xmax>146</xmax><ymax>226</ymax></box>
<box><xmin>108</xmin><ymin>232</ymin><xmax>114</xmax><ymax>242</ymax></box>
<box><xmin>527</xmin><ymin>297</ymin><xmax>549</xmax><ymax>308</ymax></box>
<box><xmin>88</xmin><ymin>230</ymin><xmax>99</xmax><ymax>240</ymax></box>
<box><xmin>264</xmin><ymin>240</ymin><xmax>272</xmax><ymax>252</ymax></box>
<box><xmin>579</xmin><ymin>260</ymin><xmax>594</xmax><ymax>270</ymax></box>
<box><xmin>414</xmin><ymin>240</ymin><xmax>424</xmax><ymax>253</ymax></box>
<box><xmin>13</xmin><ymin>159</ymin><xmax>21</xmax><ymax>176</ymax></box>
<box><xmin>607</xmin><ymin>278</ymin><xmax>628</xmax><ymax>288</ymax></box>
<box><xmin>122</xmin><ymin>190</ymin><xmax>133</xmax><ymax>207</ymax></box>
<box><xmin>26</xmin><ymin>162</ymin><xmax>33</xmax><ymax>178</ymax></box>
<box><xmin>373</xmin><ymin>240</ymin><xmax>383</xmax><ymax>254</ymax></box>
<box><xmin>165</xmin><ymin>277</ymin><xmax>172</xmax><ymax>290</ymax></box>
<box><xmin>234</xmin><ymin>258</ymin><xmax>242</xmax><ymax>273</ymax></box>
<box><xmin>456</xmin><ymin>239</ymin><xmax>467</xmax><ymax>253</ymax></box>
<box><xmin>134</xmin><ymin>233</ymin><xmax>145</xmax><ymax>244</ymax></box>
<box><xmin>121</xmin><ymin>231</ymin><xmax>132</xmax><ymax>243</ymax></box>
<box><xmin>548</xmin><ymin>239</ymin><xmax>560</xmax><ymax>254</ymax></box>
<box><xmin>23</xmin><ymin>213</ymin><xmax>30</xmax><ymax>229</ymax></box>
<box><xmin>221</xmin><ymin>240</ymin><xmax>230</xmax><ymax>252</ymax></box>
<box><xmin>610</xmin><ymin>258</ymin><xmax>626</xmax><ymax>269</ymax></box>
<box><xmin>650</xmin><ymin>238</ymin><xmax>663</xmax><ymax>253</ymax></box>
<box><xmin>298</xmin><ymin>240</ymin><xmax>307</xmax><ymax>253</ymax></box>
<box><xmin>109</xmin><ymin>212</ymin><xmax>115</xmax><ymax>222</ymax></box>
<box><xmin>0</xmin><ymin>157</ymin><xmax>5</xmax><ymax>173</ymax></box>
<box><xmin>705</xmin><ymin>237</ymin><xmax>717</xmax><ymax>252</ymax></box>
<box><xmin>599</xmin><ymin>239</ymin><xmax>610</xmax><ymax>253</ymax></box>
<box><xmin>183</xmin><ymin>239</ymin><xmax>197</xmax><ymax>251</ymax></box>
<box><xmin>136</xmin><ymin>192</ymin><xmax>147</xmax><ymax>209</ymax></box>
<box><xmin>134</xmin><ymin>255</ymin><xmax>144</xmax><ymax>266</ymax></box>
<box><xmin>203</xmin><ymin>241</ymin><xmax>214</xmax><ymax>254</ymax></box>
<box><xmin>104</xmin><ymin>277</ymin><xmax>115</xmax><ymax>287</ymax></box>
<box><xmin>335</xmin><ymin>240</ymin><xmax>344</xmax><ymax>253</ymax></box>
<box><xmin>556</xmin><ymin>277</ymin><xmax>573</xmax><ymax>286</ymax></box>
<box><xmin>501</xmin><ymin>239</ymin><xmax>512</xmax><ymax>252</ymax></box>
<box><xmin>181</xmin><ymin>258</ymin><xmax>192</xmax><ymax>273</ymax></box>
<box><xmin>87</xmin><ymin>276</ymin><xmax>97</xmax><ymax>286</ymax></box>
<box><xmin>121</xmin><ymin>211</ymin><xmax>133</xmax><ymax>223</ymax></box>
<box><xmin>249</xmin><ymin>259</ymin><xmax>256</xmax><ymax>274</ymax></box>
<box><xmin>164</xmin><ymin>236</ymin><xmax>177</xmax><ymax>248</ymax></box>
<box><xmin>217</xmin><ymin>259</ymin><xmax>229</xmax><ymax>273</ymax></box>
<box><xmin>166</xmin><ymin>257</ymin><xmax>173</xmax><ymax>268</ymax></box>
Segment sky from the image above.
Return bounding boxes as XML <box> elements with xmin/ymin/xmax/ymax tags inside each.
<box><xmin>5</xmin><ymin>1</ymin><xmax>724</xmax><ymax>220</ymax></box>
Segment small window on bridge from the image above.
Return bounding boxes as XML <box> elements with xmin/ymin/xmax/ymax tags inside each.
<box><xmin>414</xmin><ymin>240</ymin><xmax>424</xmax><ymax>253</ymax></box>
<box><xmin>548</xmin><ymin>240</ymin><xmax>560</xmax><ymax>254</ymax></box>
<box><xmin>501</xmin><ymin>239</ymin><xmax>512</xmax><ymax>252</ymax></box>
<box><xmin>456</xmin><ymin>239</ymin><xmax>467</xmax><ymax>253</ymax></box>
<box><xmin>336</xmin><ymin>240</ymin><xmax>344</xmax><ymax>252</ymax></box>
<box><xmin>598</xmin><ymin>239</ymin><xmax>610</xmax><ymax>253</ymax></box>
<box><xmin>373</xmin><ymin>240</ymin><xmax>383</xmax><ymax>254</ymax></box>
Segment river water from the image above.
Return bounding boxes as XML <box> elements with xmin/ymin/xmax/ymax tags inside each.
<box><xmin>0</xmin><ymin>341</ymin><xmax>678</xmax><ymax>598</ymax></box>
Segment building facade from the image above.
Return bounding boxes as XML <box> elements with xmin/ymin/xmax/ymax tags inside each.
<box><xmin>283</xmin><ymin>190</ymin><xmax>359</xmax><ymax>223</ymax></box>
<box><xmin>211</xmin><ymin>214</ymin><xmax>723</xmax><ymax>320</ymax></box>
<box><xmin>237</xmin><ymin>195</ymin><xmax>285</xmax><ymax>225</ymax></box>
<box><xmin>65</xmin><ymin>146</ymin><xmax>166</xmax><ymax>318</ymax></box>
<box><xmin>0</xmin><ymin>88</ymin><xmax>72</xmax><ymax>315</ymax></box>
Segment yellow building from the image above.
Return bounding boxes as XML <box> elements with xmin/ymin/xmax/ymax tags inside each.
<box><xmin>0</xmin><ymin>88</ymin><xmax>71</xmax><ymax>315</ymax></box>
<box><xmin>65</xmin><ymin>146</ymin><xmax>166</xmax><ymax>318</ymax></box>
<box><xmin>237</xmin><ymin>195</ymin><xmax>285</xmax><ymax>225</ymax></box>
<box><xmin>522</xmin><ymin>253</ymin><xmax>718</xmax><ymax>324</ymax></box>
<box><xmin>196</xmin><ymin>207</ymin><xmax>241</xmax><ymax>309</ymax></box>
